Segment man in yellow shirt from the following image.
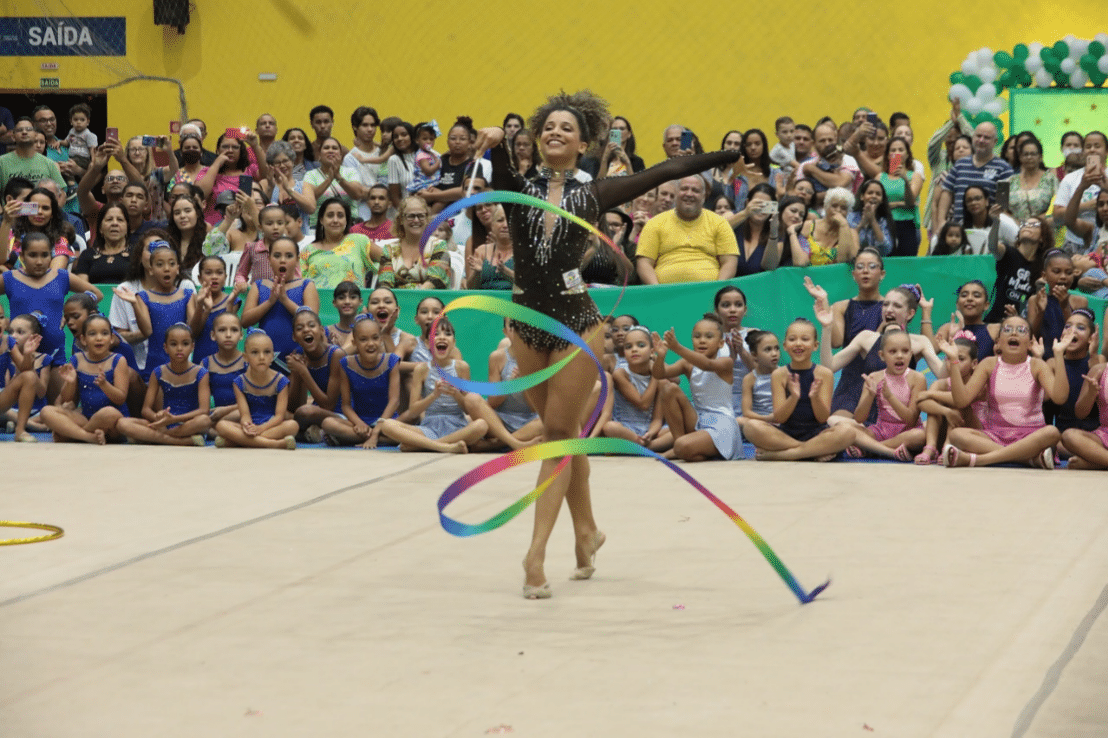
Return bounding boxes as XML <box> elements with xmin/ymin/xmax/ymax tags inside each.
<box><xmin>636</xmin><ymin>175</ymin><xmax>739</xmax><ymax>284</ymax></box>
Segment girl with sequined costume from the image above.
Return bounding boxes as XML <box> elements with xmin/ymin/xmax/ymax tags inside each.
<box><xmin>473</xmin><ymin>90</ymin><xmax>742</xmax><ymax>599</ymax></box>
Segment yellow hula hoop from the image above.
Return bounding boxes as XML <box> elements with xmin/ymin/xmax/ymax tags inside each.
<box><xmin>0</xmin><ymin>521</ymin><xmax>65</xmax><ymax>546</ymax></box>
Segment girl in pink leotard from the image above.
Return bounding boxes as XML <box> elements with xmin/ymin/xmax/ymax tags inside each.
<box><xmin>913</xmin><ymin>336</ymin><xmax>988</xmax><ymax>465</ymax></box>
<box><xmin>838</xmin><ymin>327</ymin><xmax>926</xmax><ymax>461</ymax></box>
<box><xmin>939</xmin><ymin>316</ymin><xmax>1070</xmax><ymax>469</ymax></box>
<box><xmin>1060</xmin><ymin>356</ymin><xmax>1108</xmax><ymax>469</ymax></box>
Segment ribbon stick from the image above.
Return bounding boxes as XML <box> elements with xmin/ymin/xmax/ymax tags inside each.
<box><xmin>420</xmin><ymin>191</ymin><xmax>829</xmax><ymax>605</ymax></box>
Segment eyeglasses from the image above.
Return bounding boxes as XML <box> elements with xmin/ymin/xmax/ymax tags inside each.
<box><xmin>404</xmin><ymin>213</ymin><xmax>428</xmax><ymax>222</ymax></box>
<box><xmin>1000</xmin><ymin>325</ymin><xmax>1029</xmax><ymax>335</ymax></box>
<box><xmin>127</xmin><ymin>147</ymin><xmax>146</xmax><ymax>153</ymax></box>
<box><xmin>104</xmin><ymin>175</ymin><xmax>127</xmax><ymax>182</ymax></box>
<box><xmin>853</xmin><ymin>262</ymin><xmax>882</xmax><ymax>272</ymax></box>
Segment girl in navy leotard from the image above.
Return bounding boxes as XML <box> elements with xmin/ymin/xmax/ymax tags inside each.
<box><xmin>113</xmin><ymin>240</ymin><xmax>196</xmax><ymax>383</ymax></box>
<box><xmin>1049</xmin><ymin>309</ymin><xmax>1100</xmax><ymax>451</ymax></box>
<box><xmin>0</xmin><ymin>232</ymin><xmax>102</xmax><ymax>374</ymax></box>
<box><xmin>189</xmin><ymin>256</ymin><xmax>246</xmax><ymax>363</ymax></box>
<box><xmin>40</xmin><ymin>315</ymin><xmax>130</xmax><ymax>445</ymax></box>
<box><xmin>241</xmin><ymin>236</ymin><xmax>321</xmax><ymax>360</ymax></box>
<box><xmin>928</xmin><ymin>280</ymin><xmax>998</xmax><ymax>359</ymax></box>
<box><xmin>1029</xmin><ymin>251</ymin><xmax>1089</xmax><ymax>361</ymax></box>
<box><xmin>213</xmin><ymin>329</ymin><xmax>299</xmax><ymax>449</ymax></box>
<box><xmin>0</xmin><ymin>314</ymin><xmax>44</xmax><ymax>442</ymax></box>
<box><xmin>201</xmin><ymin>312</ymin><xmax>246</xmax><ymax>425</ymax></box>
<box><xmin>117</xmin><ymin>323</ymin><xmax>212</xmax><ymax>446</ymax></box>
<box><xmin>742</xmin><ymin>318</ymin><xmax>855</xmax><ymax>461</ymax></box>
<box><xmin>287</xmin><ymin>307</ymin><xmax>344</xmax><ymax>439</ymax></box>
<box><xmin>322</xmin><ymin>317</ymin><xmax>400</xmax><ymax>449</ymax></box>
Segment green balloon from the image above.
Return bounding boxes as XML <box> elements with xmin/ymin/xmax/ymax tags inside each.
<box><xmin>1052</xmin><ymin>41</ymin><xmax>1070</xmax><ymax>59</ymax></box>
<box><xmin>1013</xmin><ymin>43</ymin><xmax>1029</xmax><ymax>61</ymax></box>
<box><xmin>994</xmin><ymin>51</ymin><xmax>1014</xmax><ymax>68</ymax></box>
<box><xmin>949</xmin><ymin>71</ymin><xmax>966</xmax><ymax>85</ymax></box>
<box><xmin>1054</xmin><ymin>70</ymin><xmax>1070</xmax><ymax>87</ymax></box>
<box><xmin>965</xmin><ymin>75</ymin><xmax>982</xmax><ymax>93</ymax></box>
<box><xmin>1092</xmin><ymin>71</ymin><xmax>1108</xmax><ymax>87</ymax></box>
<box><xmin>1081</xmin><ymin>53</ymin><xmax>1099</xmax><ymax>74</ymax></box>
<box><xmin>1090</xmin><ymin>41</ymin><xmax>1106</xmax><ymax>56</ymax></box>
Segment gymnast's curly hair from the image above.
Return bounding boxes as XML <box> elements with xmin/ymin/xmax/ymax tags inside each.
<box><xmin>528</xmin><ymin>90</ymin><xmax>610</xmax><ymax>152</ymax></box>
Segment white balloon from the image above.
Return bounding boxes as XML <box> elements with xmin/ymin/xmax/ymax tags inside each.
<box><xmin>1028</xmin><ymin>41</ymin><xmax>1044</xmax><ymax>55</ymax></box>
<box><xmin>1095</xmin><ymin>33</ymin><xmax>1108</xmax><ymax>48</ymax></box>
<box><xmin>985</xmin><ymin>99</ymin><xmax>1006</xmax><ymax>116</ymax></box>
<box><xmin>1061</xmin><ymin>58</ymin><xmax>1076</xmax><ymax>74</ymax></box>
<box><xmin>949</xmin><ymin>83</ymin><xmax>973</xmax><ymax>103</ymax></box>
<box><xmin>1035</xmin><ymin>69</ymin><xmax>1054</xmax><ymax>88</ymax></box>
<box><xmin>965</xmin><ymin>98</ymin><xmax>984</xmax><ymax>115</ymax></box>
<box><xmin>979</xmin><ymin>65</ymin><xmax>997</xmax><ymax>83</ymax></box>
<box><xmin>1071</xmin><ymin>69</ymin><xmax>1089</xmax><ymax>88</ymax></box>
<box><xmin>961</xmin><ymin>59</ymin><xmax>976</xmax><ymax>77</ymax></box>
<box><xmin>1026</xmin><ymin>56</ymin><xmax>1044</xmax><ymax>73</ymax></box>
<box><xmin>1100</xmin><ymin>55</ymin><xmax>1108</xmax><ymax>74</ymax></box>
<box><xmin>1072</xmin><ymin>39</ymin><xmax>1089</xmax><ymax>58</ymax></box>
<box><xmin>1064</xmin><ymin>34</ymin><xmax>1078</xmax><ymax>47</ymax></box>
<box><xmin>977</xmin><ymin>48</ymin><xmax>994</xmax><ymax>66</ymax></box>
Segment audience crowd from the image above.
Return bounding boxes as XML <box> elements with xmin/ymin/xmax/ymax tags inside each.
<box><xmin>0</xmin><ymin>98</ymin><xmax>1107</xmax><ymax>468</ymax></box>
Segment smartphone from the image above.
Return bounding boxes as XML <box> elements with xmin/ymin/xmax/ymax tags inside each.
<box><xmin>888</xmin><ymin>152</ymin><xmax>903</xmax><ymax>174</ymax></box>
<box><xmin>867</xmin><ymin>112</ymin><xmax>878</xmax><ymax>125</ymax></box>
<box><xmin>995</xmin><ymin>180</ymin><xmax>1011</xmax><ymax>211</ymax></box>
<box><xmin>238</xmin><ymin>175</ymin><xmax>254</xmax><ymax>195</ymax></box>
<box><xmin>169</xmin><ymin>121</ymin><xmax>181</xmax><ymax>134</ymax></box>
<box><xmin>680</xmin><ymin>130</ymin><xmax>693</xmax><ymax>151</ymax></box>
<box><xmin>152</xmin><ymin>148</ymin><xmax>171</xmax><ymax>168</ymax></box>
<box><xmin>226</xmin><ymin>127</ymin><xmax>245</xmax><ymax>140</ymax></box>
<box><xmin>16</xmin><ymin>201</ymin><xmax>40</xmax><ymax>216</ymax></box>
<box><xmin>1087</xmin><ymin>153</ymin><xmax>1103</xmax><ymax>178</ymax></box>
<box><xmin>609</xmin><ymin>128</ymin><xmax>622</xmax><ymax>146</ymax></box>
<box><xmin>760</xmin><ymin>200</ymin><xmax>779</xmax><ymax>216</ymax></box>
<box><xmin>105</xmin><ymin>127</ymin><xmax>119</xmax><ymax>142</ymax></box>
<box><xmin>141</xmin><ymin>135</ymin><xmax>157</xmax><ymax>147</ymax></box>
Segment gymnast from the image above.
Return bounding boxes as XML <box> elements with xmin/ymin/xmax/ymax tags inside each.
<box><xmin>473</xmin><ymin>90</ymin><xmax>742</xmax><ymax>599</ymax></box>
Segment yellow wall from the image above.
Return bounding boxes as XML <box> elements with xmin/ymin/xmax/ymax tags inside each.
<box><xmin>3</xmin><ymin>0</ymin><xmax>1101</xmax><ymax>165</ymax></box>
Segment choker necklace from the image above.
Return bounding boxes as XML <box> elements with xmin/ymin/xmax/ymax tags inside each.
<box><xmin>538</xmin><ymin>166</ymin><xmax>576</xmax><ymax>180</ymax></box>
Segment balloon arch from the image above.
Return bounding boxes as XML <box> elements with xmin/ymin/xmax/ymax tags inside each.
<box><xmin>947</xmin><ymin>34</ymin><xmax>1108</xmax><ymax>138</ymax></box>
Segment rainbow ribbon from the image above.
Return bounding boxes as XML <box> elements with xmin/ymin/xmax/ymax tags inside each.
<box><xmin>420</xmin><ymin>191</ymin><xmax>829</xmax><ymax>605</ymax></box>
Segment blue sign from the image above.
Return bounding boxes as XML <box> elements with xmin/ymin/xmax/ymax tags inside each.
<box><xmin>0</xmin><ymin>17</ymin><xmax>126</xmax><ymax>56</ymax></box>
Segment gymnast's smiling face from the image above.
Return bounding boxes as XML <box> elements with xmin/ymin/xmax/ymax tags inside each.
<box><xmin>539</xmin><ymin>110</ymin><xmax>588</xmax><ymax>168</ymax></box>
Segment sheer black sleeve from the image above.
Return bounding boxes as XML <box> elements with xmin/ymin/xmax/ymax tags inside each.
<box><xmin>593</xmin><ymin>150</ymin><xmax>742</xmax><ymax>211</ymax></box>
<box><xmin>488</xmin><ymin>143</ymin><xmax>526</xmax><ymax>195</ymax></box>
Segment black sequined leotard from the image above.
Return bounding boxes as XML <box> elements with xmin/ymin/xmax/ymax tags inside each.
<box><xmin>490</xmin><ymin>145</ymin><xmax>740</xmax><ymax>351</ymax></box>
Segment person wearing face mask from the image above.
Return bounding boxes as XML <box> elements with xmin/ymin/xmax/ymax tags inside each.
<box><xmin>174</xmin><ymin>122</ymin><xmax>217</xmax><ymax>167</ymax></box>
<box><xmin>1055</xmin><ymin>132</ymin><xmax>1083</xmax><ymax>182</ymax></box>
<box><xmin>1053</xmin><ymin>131</ymin><xmax>1108</xmax><ymax>255</ymax></box>
<box><xmin>172</xmin><ymin>133</ymin><xmax>205</xmax><ymax>184</ymax></box>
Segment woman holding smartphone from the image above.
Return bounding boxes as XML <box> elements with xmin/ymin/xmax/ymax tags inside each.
<box><xmin>878</xmin><ymin>136</ymin><xmax>923</xmax><ymax>256</ymax></box>
<box><xmin>196</xmin><ymin>131</ymin><xmax>268</xmax><ymax>226</ymax></box>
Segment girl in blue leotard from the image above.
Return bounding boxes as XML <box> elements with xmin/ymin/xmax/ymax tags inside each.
<box><xmin>0</xmin><ymin>232</ymin><xmax>102</xmax><ymax>383</ymax></box>
<box><xmin>202</xmin><ymin>312</ymin><xmax>246</xmax><ymax>425</ymax></box>
<box><xmin>241</xmin><ymin>236</ymin><xmax>321</xmax><ymax>360</ymax></box>
<box><xmin>117</xmin><ymin>323</ymin><xmax>211</xmax><ymax>446</ymax></box>
<box><xmin>0</xmin><ymin>313</ymin><xmax>44</xmax><ymax>442</ymax></box>
<box><xmin>213</xmin><ymin>329</ymin><xmax>299</xmax><ymax>449</ymax></box>
<box><xmin>40</xmin><ymin>315</ymin><xmax>130</xmax><ymax>444</ymax></box>
<box><xmin>287</xmin><ymin>307</ymin><xmax>344</xmax><ymax>439</ymax></box>
<box><xmin>322</xmin><ymin>317</ymin><xmax>400</xmax><ymax>449</ymax></box>
<box><xmin>63</xmin><ymin>292</ymin><xmax>145</xmax><ymax>415</ymax></box>
<box><xmin>112</xmin><ymin>240</ymin><xmax>195</xmax><ymax>383</ymax></box>
<box><xmin>189</xmin><ymin>256</ymin><xmax>247</xmax><ymax>363</ymax></box>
